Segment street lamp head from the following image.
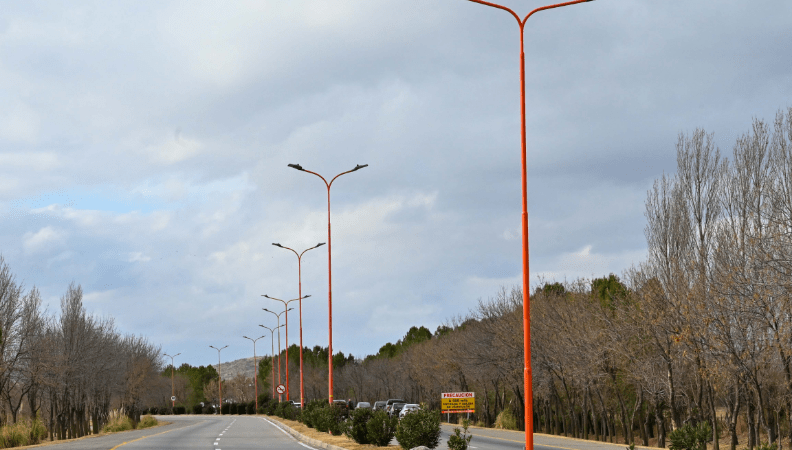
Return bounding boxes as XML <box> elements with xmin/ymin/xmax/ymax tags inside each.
<box><xmin>287</xmin><ymin>307</ymin><xmax>294</xmax><ymax>312</ymax></box>
<box><xmin>351</xmin><ymin>164</ymin><xmax>368</xmax><ymax>172</ymax></box>
<box><xmin>315</xmin><ymin>243</ymin><xmax>326</xmax><ymax>248</ymax></box>
<box><xmin>288</xmin><ymin>163</ymin><xmax>304</xmax><ymax>171</ymax></box>
<box><xmin>262</xmin><ymin>294</ymin><xmax>271</xmax><ymax>298</ymax></box>
<box><xmin>243</xmin><ymin>336</ymin><xmax>250</xmax><ymax>339</ymax></box>
<box><xmin>303</xmin><ymin>294</ymin><xmax>311</xmax><ymax>299</ymax></box>
<box><xmin>263</xmin><ymin>308</ymin><xmax>272</xmax><ymax>313</ymax></box>
<box><xmin>272</xmin><ymin>243</ymin><xmax>282</xmax><ymax>248</ymax></box>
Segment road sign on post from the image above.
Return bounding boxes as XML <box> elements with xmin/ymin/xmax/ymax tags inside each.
<box><xmin>171</xmin><ymin>396</ymin><xmax>176</xmax><ymax>402</ymax></box>
<box><xmin>441</xmin><ymin>392</ymin><xmax>475</xmax><ymax>413</ymax></box>
<box><xmin>276</xmin><ymin>384</ymin><xmax>286</xmax><ymax>395</ymax></box>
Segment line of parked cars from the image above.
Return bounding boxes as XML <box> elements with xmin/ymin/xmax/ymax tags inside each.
<box><xmin>358</xmin><ymin>398</ymin><xmax>421</xmax><ymax>419</ymax></box>
<box><xmin>286</xmin><ymin>397</ymin><xmax>421</xmax><ymax>419</ymax></box>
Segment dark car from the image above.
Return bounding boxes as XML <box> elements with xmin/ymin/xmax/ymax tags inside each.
<box><xmin>332</xmin><ymin>400</ymin><xmax>350</xmax><ymax>417</ymax></box>
<box><xmin>389</xmin><ymin>402</ymin><xmax>407</xmax><ymax>417</ymax></box>
<box><xmin>373</xmin><ymin>401</ymin><xmax>387</xmax><ymax>411</ymax></box>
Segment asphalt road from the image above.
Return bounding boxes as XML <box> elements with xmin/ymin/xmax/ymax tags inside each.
<box><xmin>439</xmin><ymin>425</ymin><xmax>635</xmax><ymax>450</ymax></box>
<box><xmin>32</xmin><ymin>415</ymin><xmax>638</xmax><ymax>450</ymax></box>
<box><xmin>28</xmin><ymin>415</ymin><xmax>315</xmax><ymax>450</ymax></box>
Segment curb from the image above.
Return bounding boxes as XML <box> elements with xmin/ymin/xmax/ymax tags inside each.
<box><xmin>265</xmin><ymin>416</ymin><xmax>351</xmax><ymax>450</ymax></box>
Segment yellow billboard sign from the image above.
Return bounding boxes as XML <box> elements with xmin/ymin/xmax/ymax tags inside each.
<box><xmin>441</xmin><ymin>392</ymin><xmax>475</xmax><ymax>413</ymax></box>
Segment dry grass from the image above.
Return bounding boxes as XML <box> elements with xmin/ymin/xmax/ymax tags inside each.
<box><xmin>266</xmin><ymin>416</ymin><xmax>400</xmax><ymax>450</ymax></box>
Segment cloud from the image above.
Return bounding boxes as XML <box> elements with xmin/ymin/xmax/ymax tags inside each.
<box><xmin>23</xmin><ymin>226</ymin><xmax>66</xmax><ymax>254</ymax></box>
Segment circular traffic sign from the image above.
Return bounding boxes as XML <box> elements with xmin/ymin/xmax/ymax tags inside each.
<box><xmin>171</xmin><ymin>396</ymin><xmax>176</xmax><ymax>401</ymax></box>
<box><xmin>276</xmin><ymin>384</ymin><xmax>286</xmax><ymax>394</ymax></box>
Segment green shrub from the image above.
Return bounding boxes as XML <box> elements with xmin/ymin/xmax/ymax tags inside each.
<box><xmin>274</xmin><ymin>401</ymin><xmax>296</xmax><ymax>420</ymax></box>
<box><xmin>246</xmin><ymin>401</ymin><xmax>256</xmax><ymax>415</ymax></box>
<box><xmin>448</xmin><ymin>419</ymin><xmax>473</xmax><ymax>450</ymax></box>
<box><xmin>326</xmin><ymin>404</ymin><xmax>347</xmax><ymax>436</ymax></box>
<box><xmin>174</xmin><ymin>405</ymin><xmax>186</xmax><ymax>415</ymax></box>
<box><xmin>669</xmin><ymin>422</ymin><xmax>712</xmax><ymax>450</ymax></box>
<box><xmin>265</xmin><ymin>399</ymin><xmax>278</xmax><ymax>415</ymax></box>
<box><xmin>203</xmin><ymin>403</ymin><xmax>215</xmax><ymax>415</ymax></box>
<box><xmin>28</xmin><ymin>416</ymin><xmax>48</xmax><ymax>443</ymax></box>
<box><xmin>367</xmin><ymin>410</ymin><xmax>398</xmax><ymax>446</ymax></box>
<box><xmin>396</xmin><ymin>408</ymin><xmax>441</xmax><ymax>450</ymax></box>
<box><xmin>300</xmin><ymin>400</ymin><xmax>326</xmax><ymax>429</ymax></box>
<box><xmin>345</xmin><ymin>408</ymin><xmax>374</xmax><ymax>444</ymax></box>
<box><xmin>138</xmin><ymin>415</ymin><xmax>158</xmax><ymax>429</ymax></box>
<box><xmin>103</xmin><ymin>415</ymin><xmax>134</xmax><ymax>433</ymax></box>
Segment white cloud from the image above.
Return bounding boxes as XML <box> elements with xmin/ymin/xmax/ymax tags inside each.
<box><xmin>23</xmin><ymin>226</ymin><xmax>66</xmax><ymax>254</ymax></box>
<box><xmin>128</xmin><ymin>252</ymin><xmax>151</xmax><ymax>263</ymax></box>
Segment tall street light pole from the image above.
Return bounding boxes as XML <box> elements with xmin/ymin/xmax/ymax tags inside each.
<box><xmin>273</xmin><ymin>242</ymin><xmax>324</xmax><ymax>408</ymax></box>
<box><xmin>262</xmin><ymin>308</ymin><xmax>293</xmax><ymax>402</ymax></box>
<box><xmin>209</xmin><ymin>345</ymin><xmax>228</xmax><ymax>415</ymax></box>
<box><xmin>287</xmin><ymin>163</ymin><xmax>368</xmax><ymax>403</ymax></box>
<box><xmin>463</xmin><ymin>1</ymin><xmax>595</xmax><ymax>449</ymax></box>
<box><xmin>163</xmin><ymin>352</ymin><xmax>180</xmax><ymax>411</ymax></box>
<box><xmin>263</xmin><ymin>294</ymin><xmax>309</xmax><ymax>403</ymax></box>
<box><xmin>242</xmin><ymin>335</ymin><xmax>266</xmax><ymax>411</ymax></box>
<box><xmin>259</xmin><ymin>324</ymin><xmax>284</xmax><ymax>400</ymax></box>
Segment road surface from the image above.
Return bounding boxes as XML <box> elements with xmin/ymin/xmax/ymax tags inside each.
<box><xmin>31</xmin><ymin>415</ymin><xmax>641</xmax><ymax>450</ymax></box>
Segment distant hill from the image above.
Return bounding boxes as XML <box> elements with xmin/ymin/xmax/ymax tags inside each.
<box><xmin>213</xmin><ymin>356</ymin><xmax>259</xmax><ymax>380</ymax></box>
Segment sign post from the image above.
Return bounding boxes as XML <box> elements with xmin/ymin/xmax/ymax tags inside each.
<box><xmin>441</xmin><ymin>392</ymin><xmax>475</xmax><ymax>423</ymax></box>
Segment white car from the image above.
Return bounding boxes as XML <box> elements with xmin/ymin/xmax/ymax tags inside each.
<box><xmin>356</xmin><ymin>402</ymin><xmax>372</xmax><ymax>409</ymax></box>
<box><xmin>399</xmin><ymin>403</ymin><xmax>421</xmax><ymax>419</ymax></box>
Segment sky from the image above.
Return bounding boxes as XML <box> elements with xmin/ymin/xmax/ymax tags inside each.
<box><xmin>1</xmin><ymin>1</ymin><xmax>791</xmax><ymax>367</ymax></box>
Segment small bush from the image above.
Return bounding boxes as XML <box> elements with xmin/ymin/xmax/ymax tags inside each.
<box><xmin>396</xmin><ymin>408</ymin><xmax>441</xmax><ymax>449</ymax></box>
<box><xmin>174</xmin><ymin>405</ymin><xmax>186</xmax><ymax>415</ymax></box>
<box><xmin>0</xmin><ymin>416</ymin><xmax>46</xmax><ymax>448</ymax></box>
<box><xmin>756</xmin><ymin>443</ymin><xmax>779</xmax><ymax>450</ymax></box>
<box><xmin>669</xmin><ymin>422</ymin><xmax>712</xmax><ymax>450</ymax></box>
<box><xmin>265</xmin><ymin>399</ymin><xmax>278</xmax><ymax>415</ymax></box>
<box><xmin>345</xmin><ymin>408</ymin><xmax>374</xmax><ymax>444</ymax></box>
<box><xmin>300</xmin><ymin>400</ymin><xmax>326</xmax><ymax>429</ymax></box>
<box><xmin>494</xmin><ymin>409</ymin><xmax>517</xmax><ymax>430</ymax></box>
<box><xmin>103</xmin><ymin>415</ymin><xmax>134</xmax><ymax>433</ymax></box>
<box><xmin>324</xmin><ymin>404</ymin><xmax>346</xmax><ymax>436</ymax></box>
<box><xmin>192</xmin><ymin>404</ymin><xmax>203</xmax><ymax>414</ymax></box>
<box><xmin>367</xmin><ymin>410</ymin><xmax>398</xmax><ymax>446</ymax></box>
<box><xmin>203</xmin><ymin>403</ymin><xmax>215</xmax><ymax>415</ymax></box>
<box><xmin>28</xmin><ymin>416</ymin><xmax>48</xmax><ymax>443</ymax></box>
<box><xmin>138</xmin><ymin>415</ymin><xmax>159</xmax><ymax>429</ymax></box>
<box><xmin>448</xmin><ymin>419</ymin><xmax>473</xmax><ymax>450</ymax></box>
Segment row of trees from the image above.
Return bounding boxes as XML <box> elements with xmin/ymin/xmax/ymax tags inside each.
<box><xmin>253</xmin><ymin>108</ymin><xmax>792</xmax><ymax>450</ymax></box>
<box><xmin>0</xmin><ymin>259</ymin><xmax>166</xmax><ymax>440</ymax></box>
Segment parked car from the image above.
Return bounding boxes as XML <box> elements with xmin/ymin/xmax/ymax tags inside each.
<box><xmin>385</xmin><ymin>398</ymin><xmax>407</xmax><ymax>415</ymax></box>
<box><xmin>373</xmin><ymin>401</ymin><xmax>387</xmax><ymax>411</ymax></box>
<box><xmin>389</xmin><ymin>402</ymin><xmax>407</xmax><ymax>417</ymax></box>
<box><xmin>332</xmin><ymin>400</ymin><xmax>350</xmax><ymax>417</ymax></box>
<box><xmin>355</xmin><ymin>401</ymin><xmax>371</xmax><ymax>410</ymax></box>
<box><xmin>292</xmin><ymin>402</ymin><xmax>302</xmax><ymax>409</ymax></box>
<box><xmin>399</xmin><ymin>404</ymin><xmax>420</xmax><ymax>419</ymax></box>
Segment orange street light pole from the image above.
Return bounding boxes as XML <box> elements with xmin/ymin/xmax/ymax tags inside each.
<box><xmin>242</xmin><ymin>335</ymin><xmax>266</xmax><ymax>411</ymax></box>
<box><xmin>464</xmin><ymin>1</ymin><xmax>595</xmax><ymax>449</ymax></box>
<box><xmin>263</xmin><ymin>295</ymin><xmax>309</xmax><ymax>402</ymax></box>
<box><xmin>259</xmin><ymin>324</ymin><xmax>284</xmax><ymax>400</ymax></box>
<box><xmin>209</xmin><ymin>345</ymin><xmax>228</xmax><ymax>415</ymax></box>
<box><xmin>273</xmin><ymin>242</ymin><xmax>325</xmax><ymax>408</ymax></box>
<box><xmin>263</xmin><ymin>307</ymin><xmax>293</xmax><ymax>402</ymax></box>
<box><xmin>287</xmin><ymin>163</ymin><xmax>368</xmax><ymax>403</ymax></box>
<box><xmin>163</xmin><ymin>352</ymin><xmax>180</xmax><ymax>411</ymax></box>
